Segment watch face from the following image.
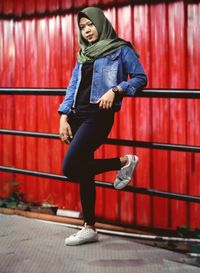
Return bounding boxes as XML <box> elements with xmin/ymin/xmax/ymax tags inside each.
<box><xmin>112</xmin><ymin>86</ymin><xmax>119</xmax><ymax>93</ymax></box>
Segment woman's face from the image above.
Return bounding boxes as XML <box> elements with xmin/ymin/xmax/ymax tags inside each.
<box><xmin>79</xmin><ymin>17</ymin><xmax>99</xmax><ymax>43</ymax></box>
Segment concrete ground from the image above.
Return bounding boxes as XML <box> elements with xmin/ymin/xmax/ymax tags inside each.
<box><xmin>0</xmin><ymin>214</ymin><xmax>199</xmax><ymax>273</ymax></box>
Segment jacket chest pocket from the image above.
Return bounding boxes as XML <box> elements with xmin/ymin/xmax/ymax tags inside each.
<box><xmin>102</xmin><ymin>50</ymin><xmax>121</xmax><ymax>87</ymax></box>
<box><xmin>102</xmin><ymin>63</ymin><xmax>118</xmax><ymax>87</ymax></box>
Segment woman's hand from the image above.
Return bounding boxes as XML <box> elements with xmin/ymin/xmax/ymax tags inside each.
<box><xmin>59</xmin><ymin>115</ymin><xmax>73</xmax><ymax>144</ymax></box>
<box><xmin>97</xmin><ymin>89</ymin><xmax>115</xmax><ymax>109</ymax></box>
<box><xmin>97</xmin><ymin>86</ymin><xmax>123</xmax><ymax>109</ymax></box>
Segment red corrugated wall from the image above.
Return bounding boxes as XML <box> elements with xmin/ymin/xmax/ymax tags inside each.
<box><xmin>0</xmin><ymin>0</ymin><xmax>200</xmax><ymax>230</ymax></box>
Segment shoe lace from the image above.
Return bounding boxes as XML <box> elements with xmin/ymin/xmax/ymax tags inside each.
<box><xmin>75</xmin><ymin>224</ymin><xmax>94</xmax><ymax>237</ymax></box>
<box><xmin>116</xmin><ymin>168</ymin><xmax>128</xmax><ymax>180</ymax></box>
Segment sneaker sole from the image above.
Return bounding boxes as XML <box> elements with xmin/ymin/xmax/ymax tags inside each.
<box><xmin>114</xmin><ymin>155</ymin><xmax>139</xmax><ymax>190</ymax></box>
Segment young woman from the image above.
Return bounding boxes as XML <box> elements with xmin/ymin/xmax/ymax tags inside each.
<box><xmin>58</xmin><ymin>7</ymin><xmax>147</xmax><ymax>246</ymax></box>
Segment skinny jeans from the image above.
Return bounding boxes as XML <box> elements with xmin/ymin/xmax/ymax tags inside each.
<box><xmin>62</xmin><ymin>111</ymin><xmax>121</xmax><ymax>225</ymax></box>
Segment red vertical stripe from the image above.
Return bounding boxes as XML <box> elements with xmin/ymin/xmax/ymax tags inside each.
<box><xmin>60</xmin><ymin>0</ymin><xmax>73</xmax><ymax>10</ymax></box>
<box><xmin>168</xmin><ymin>2</ymin><xmax>187</xmax><ymax>229</ymax></box>
<box><xmin>1</xmin><ymin>20</ymin><xmax>15</xmax><ymax>198</ymax></box>
<box><xmin>133</xmin><ymin>4</ymin><xmax>152</xmax><ymax>227</ymax></box>
<box><xmin>2</xmin><ymin>0</ymin><xmax>14</xmax><ymax>15</ymax></box>
<box><xmin>35</xmin><ymin>0</ymin><xmax>47</xmax><ymax>14</ymax></box>
<box><xmin>13</xmin><ymin>0</ymin><xmax>25</xmax><ymax>17</ymax></box>
<box><xmin>35</xmin><ymin>18</ymin><xmax>52</xmax><ymax>203</ymax></box>
<box><xmin>150</xmin><ymin>4</ymin><xmax>170</xmax><ymax>229</ymax></box>
<box><xmin>187</xmin><ymin>3</ymin><xmax>200</xmax><ymax>229</ymax></box>
<box><xmin>48</xmin><ymin>14</ymin><xmax>65</xmax><ymax>208</ymax></box>
<box><xmin>24</xmin><ymin>18</ymin><xmax>39</xmax><ymax>203</ymax></box>
<box><xmin>13</xmin><ymin>20</ymin><xmax>26</xmax><ymax>203</ymax></box>
<box><xmin>24</xmin><ymin>0</ymin><xmax>35</xmax><ymax>14</ymax></box>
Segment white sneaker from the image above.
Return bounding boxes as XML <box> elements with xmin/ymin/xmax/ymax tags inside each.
<box><xmin>114</xmin><ymin>155</ymin><xmax>139</xmax><ymax>189</ymax></box>
<box><xmin>65</xmin><ymin>223</ymin><xmax>98</xmax><ymax>246</ymax></box>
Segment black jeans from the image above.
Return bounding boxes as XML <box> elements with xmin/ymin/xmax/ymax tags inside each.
<box><xmin>62</xmin><ymin>111</ymin><xmax>121</xmax><ymax>225</ymax></box>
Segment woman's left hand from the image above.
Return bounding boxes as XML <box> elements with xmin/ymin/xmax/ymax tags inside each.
<box><xmin>97</xmin><ymin>89</ymin><xmax>115</xmax><ymax>109</ymax></box>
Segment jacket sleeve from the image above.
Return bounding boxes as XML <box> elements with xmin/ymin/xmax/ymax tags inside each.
<box><xmin>118</xmin><ymin>46</ymin><xmax>147</xmax><ymax>96</ymax></box>
<box><xmin>58</xmin><ymin>62</ymin><xmax>79</xmax><ymax>115</ymax></box>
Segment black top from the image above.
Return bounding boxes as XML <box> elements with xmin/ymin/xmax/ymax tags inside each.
<box><xmin>74</xmin><ymin>62</ymin><xmax>100</xmax><ymax>114</ymax></box>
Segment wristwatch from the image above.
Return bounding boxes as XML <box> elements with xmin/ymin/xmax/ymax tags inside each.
<box><xmin>111</xmin><ymin>86</ymin><xmax>119</xmax><ymax>94</ymax></box>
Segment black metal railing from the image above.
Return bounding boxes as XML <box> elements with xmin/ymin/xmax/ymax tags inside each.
<box><xmin>0</xmin><ymin>129</ymin><xmax>200</xmax><ymax>153</ymax></box>
<box><xmin>1</xmin><ymin>88</ymin><xmax>200</xmax><ymax>203</ymax></box>
<box><xmin>1</xmin><ymin>87</ymin><xmax>200</xmax><ymax>98</ymax></box>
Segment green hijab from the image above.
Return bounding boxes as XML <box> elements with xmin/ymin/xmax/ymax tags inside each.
<box><xmin>77</xmin><ymin>7</ymin><xmax>139</xmax><ymax>63</ymax></box>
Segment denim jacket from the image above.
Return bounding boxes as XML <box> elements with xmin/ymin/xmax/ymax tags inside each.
<box><xmin>58</xmin><ymin>45</ymin><xmax>147</xmax><ymax>115</ymax></box>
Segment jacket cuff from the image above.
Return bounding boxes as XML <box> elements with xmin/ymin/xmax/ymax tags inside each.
<box><xmin>118</xmin><ymin>81</ymin><xmax>129</xmax><ymax>91</ymax></box>
<box><xmin>118</xmin><ymin>81</ymin><xmax>137</xmax><ymax>96</ymax></box>
<box><xmin>57</xmin><ymin>104</ymin><xmax>72</xmax><ymax>115</ymax></box>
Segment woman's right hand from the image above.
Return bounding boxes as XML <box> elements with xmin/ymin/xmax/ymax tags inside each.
<box><xmin>59</xmin><ymin>115</ymin><xmax>73</xmax><ymax>144</ymax></box>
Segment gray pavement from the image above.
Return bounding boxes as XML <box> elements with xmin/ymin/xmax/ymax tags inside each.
<box><xmin>0</xmin><ymin>214</ymin><xmax>199</xmax><ymax>273</ymax></box>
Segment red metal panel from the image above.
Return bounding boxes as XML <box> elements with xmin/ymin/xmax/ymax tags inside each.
<box><xmin>60</xmin><ymin>14</ymin><xmax>75</xmax><ymax>86</ymax></box>
<box><xmin>2</xmin><ymin>0</ymin><xmax>14</xmax><ymax>15</ymax></box>
<box><xmin>88</xmin><ymin>0</ymin><xmax>101</xmax><ymax>7</ymax></box>
<box><xmin>47</xmin><ymin>0</ymin><xmax>60</xmax><ymax>12</ymax></box>
<box><xmin>47</xmin><ymin>14</ymin><xmax>66</xmax><ymax>208</ymax></box>
<box><xmin>0</xmin><ymin>94</ymin><xmax>14</xmax><ymax>199</ymax></box>
<box><xmin>1</xmin><ymin>1</ymin><xmax>200</xmax><ymax>230</ymax></box>
<box><xmin>60</xmin><ymin>0</ymin><xmax>73</xmax><ymax>10</ymax></box>
<box><xmin>24</xmin><ymin>0</ymin><xmax>35</xmax><ymax>14</ymax></box>
<box><xmin>13</xmin><ymin>20</ymin><xmax>26</xmax><ymax>202</ymax></box>
<box><xmin>23</xmin><ymin>18</ymin><xmax>39</xmax><ymax>203</ymax></box>
<box><xmin>34</xmin><ymin>17</ymin><xmax>53</xmax><ymax>204</ymax></box>
<box><xmin>48</xmin><ymin>16</ymin><xmax>61</xmax><ymax>87</ymax></box>
<box><xmin>102</xmin><ymin>0</ymin><xmax>115</xmax><ymax>5</ymax></box>
<box><xmin>24</xmin><ymin>19</ymin><xmax>38</xmax><ymax>87</ymax></box>
<box><xmin>73</xmin><ymin>13</ymin><xmax>80</xmax><ymax>58</ymax></box>
<box><xmin>0</xmin><ymin>1</ymin><xmax>2</xmax><ymax>13</ymax></box>
<box><xmin>35</xmin><ymin>0</ymin><xmax>47</xmax><ymax>14</ymax></box>
<box><xmin>0</xmin><ymin>0</ymin><xmax>148</xmax><ymax>15</ymax></box>
<box><xmin>0</xmin><ymin>20</ymin><xmax>3</xmax><ymax>84</ymax></box>
<box><xmin>150</xmin><ymin>4</ymin><xmax>170</xmax><ymax>229</ymax></box>
<box><xmin>13</xmin><ymin>0</ymin><xmax>25</xmax><ymax>17</ymax></box>
<box><xmin>168</xmin><ymin>2</ymin><xmax>188</xmax><ymax>229</ymax></box>
<box><xmin>0</xmin><ymin>20</ymin><xmax>3</xmax><ymax>197</ymax></box>
<box><xmin>73</xmin><ymin>0</ymin><xmax>87</xmax><ymax>9</ymax></box>
<box><xmin>0</xmin><ymin>19</ymin><xmax>15</xmax><ymax>197</ymax></box>
<box><xmin>133</xmin><ymin>4</ymin><xmax>152</xmax><ymax>227</ymax></box>
<box><xmin>2</xmin><ymin>20</ymin><xmax>15</xmax><ymax>86</ymax></box>
<box><xmin>187</xmin><ymin>3</ymin><xmax>200</xmax><ymax>229</ymax></box>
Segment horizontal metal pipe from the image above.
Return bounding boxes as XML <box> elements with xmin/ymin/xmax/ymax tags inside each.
<box><xmin>0</xmin><ymin>129</ymin><xmax>199</xmax><ymax>153</ymax></box>
<box><xmin>0</xmin><ymin>129</ymin><xmax>59</xmax><ymax>140</ymax></box>
<box><xmin>0</xmin><ymin>88</ymin><xmax>65</xmax><ymax>96</ymax></box>
<box><xmin>0</xmin><ymin>88</ymin><xmax>200</xmax><ymax>98</ymax></box>
<box><xmin>105</xmin><ymin>138</ymin><xmax>200</xmax><ymax>153</ymax></box>
<box><xmin>137</xmin><ymin>88</ymin><xmax>200</xmax><ymax>98</ymax></box>
<box><xmin>38</xmin><ymin>220</ymin><xmax>200</xmax><ymax>243</ymax></box>
<box><xmin>1</xmin><ymin>165</ymin><xmax>200</xmax><ymax>203</ymax></box>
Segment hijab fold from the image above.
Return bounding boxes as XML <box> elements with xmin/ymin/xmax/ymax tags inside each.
<box><xmin>77</xmin><ymin>7</ymin><xmax>139</xmax><ymax>63</ymax></box>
